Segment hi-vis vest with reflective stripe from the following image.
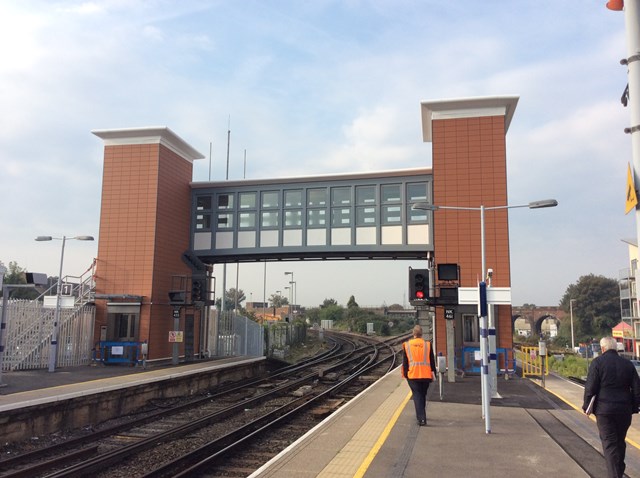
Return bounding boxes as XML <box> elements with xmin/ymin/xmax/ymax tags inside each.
<box><xmin>403</xmin><ymin>338</ymin><xmax>434</xmax><ymax>380</ymax></box>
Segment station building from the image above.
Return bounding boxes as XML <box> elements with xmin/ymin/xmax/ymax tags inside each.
<box><xmin>91</xmin><ymin>96</ymin><xmax>518</xmax><ymax>369</ymax></box>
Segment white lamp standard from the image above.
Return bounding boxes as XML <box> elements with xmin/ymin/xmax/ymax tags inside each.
<box><xmin>274</xmin><ymin>290</ymin><xmax>281</xmax><ymax>317</ymax></box>
<box><xmin>35</xmin><ymin>235</ymin><xmax>94</xmax><ymax>372</ymax></box>
<box><xmin>569</xmin><ymin>299</ymin><xmax>577</xmax><ymax>352</ymax></box>
<box><xmin>285</xmin><ymin>271</ymin><xmax>294</xmax><ymax>318</ymax></box>
<box><xmin>284</xmin><ymin>286</ymin><xmax>291</xmax><ymax>320</ymax></box>
<box><xmin>412</xmin><ymin>198</ymin><xmax>557</xmax><ymax>433</ymax></box>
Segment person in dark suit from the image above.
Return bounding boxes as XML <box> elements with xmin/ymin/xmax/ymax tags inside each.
<box><xmin>583</xmin><ymin>336</ymin><xmax>640</xmax><ymax>478</ymax></box>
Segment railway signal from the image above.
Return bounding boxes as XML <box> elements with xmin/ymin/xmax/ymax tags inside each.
<box><xmin>409</xmin><ymin>268</ymin><xmax>429</xmax><ymax>304</ymax></box>
<box><xmin>191</xmin><ymin>277</ymin><xmax>205</xmax><ymax>302</ymax></box>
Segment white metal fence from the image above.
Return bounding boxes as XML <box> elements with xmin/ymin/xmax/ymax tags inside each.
<box><xmin>211</xmin><ymin>311</ymin><xmax>264</xmax><ymax>357</ymax></box>
<box><xmin>0</xmin><ymin>299</ymin><xmax>95</xmax><ymax>371</ymax></box>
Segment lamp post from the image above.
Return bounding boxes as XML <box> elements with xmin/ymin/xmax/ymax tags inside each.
<box><xmin>285</xmin><ymin>271</ymin><xmax>294</xmax><ymax>320</ymax></box>
<box><xmin>284</xmin><ymin>286</ymin><xmax>291</xmax><ymax>320</ymax></box>
<box><xmin>289</xmin><ymin>281</ymin><xmax>297</xmax><ymax>316</ymax></box>
<box><xmin>284</xmin><ymin>272</ymin><xmax>296</xmax><ymax>315</ymax></box>
<box><xmin>569</xmin><ymin>299</ymin><xmax>577</xmax><ymax>352</ymax></box>
<box><xmin>412</xmin><ymin>198</ymin><xmax>557</xmax><ymax>433</ymax></box>
<box><xmin>35</xmin><ymin>235</ymin><xmax>94</xmax><ymax>372</ymax></box>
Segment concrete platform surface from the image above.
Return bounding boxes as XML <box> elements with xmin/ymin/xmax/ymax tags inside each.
<box><xmin>250</xmin><ymin>371</ymin><xmax>640</xmax><ymax>478</ymax></box>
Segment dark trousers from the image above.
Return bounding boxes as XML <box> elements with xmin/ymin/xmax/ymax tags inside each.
<box><xmin>407</xmin><ymin>379</ymin><xmax>431</xmax><ymax>422</ymax></box>
<box><xmin>596</xmin><ymin>413</ymin><xmax>632</xmax><ymax>478</ymax></box>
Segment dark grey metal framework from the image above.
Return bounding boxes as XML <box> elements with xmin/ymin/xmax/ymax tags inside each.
<box><xmin>190</xmin><ymin>168</ymin><xmax>433</xmax><ymax>263</ymax></box>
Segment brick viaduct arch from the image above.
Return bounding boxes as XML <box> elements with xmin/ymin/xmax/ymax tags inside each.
<box><xmin>512</xmin><ymin>306</ymin><xmax>566</xmax><ymax>336</ymax></box>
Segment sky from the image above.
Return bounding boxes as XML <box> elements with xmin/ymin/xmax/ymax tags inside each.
<box><xmin>0</xmin><ymin>0</ymin><xmax>635</xmax><ymax>309</ymax></box>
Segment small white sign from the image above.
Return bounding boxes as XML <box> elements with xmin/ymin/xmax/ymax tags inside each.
<box><xmin>111</xmin><ymin>346</ymin><xmax>124</xmax><ymax>355</ymax></box>
<box><xmin>474</xmin><ymin>350</ymin><xmax>482</xmax><ymax>361</ymax></box>
<box><xmin>458</xmin><ymin>287</ymin><xmax>512</xmax><ymax>305</ymax></box>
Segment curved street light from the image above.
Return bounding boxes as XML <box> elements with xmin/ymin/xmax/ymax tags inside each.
<box><xmin>35</xmin><ymin>235</ymin><xmax>94</xmax><ymax>372</ymax></box>
<box><xmin>411</xmin><ymin>198</ymin><xmax>558</xmax><ymax>434</ymax></box>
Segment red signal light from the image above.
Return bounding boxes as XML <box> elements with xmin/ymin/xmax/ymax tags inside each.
<box><xmin>415</xmin><ymin>290</ymin><xmax>425</xmax><ymax>299</ymax></box>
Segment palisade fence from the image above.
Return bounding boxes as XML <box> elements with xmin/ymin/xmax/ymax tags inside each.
<box><xmin>209</xmin><ymin>311</ymin><xmax>306</xmax><ymax>359</ymax></box>
<box><xmin>212</xmin><ymin>311</ymin><xmax>265</xmax><ymax>357</ymax></box>
<box><xmin>0</xmin><ymin>299</ymin><xmax>95</xmax><ymax>371</ymax></box>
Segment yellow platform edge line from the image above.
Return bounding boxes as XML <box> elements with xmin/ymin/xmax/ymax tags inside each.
<box><xmin>530</xmin><ymin>379</ymin><xmax>640</xmax><ymax>451</ymax></box>
<box><xmin>352</xmin><ymin>390</ymin><xmax>412</xmax><ymax>478</ymax></box>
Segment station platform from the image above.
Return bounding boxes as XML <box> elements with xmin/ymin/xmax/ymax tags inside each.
<box><xmin>250</xmin><ymin>371</ymin><xmax>640</xmax><ymax>478</ymax></box>
<box><xmin>2</xmin><ymin>360</ymin><xmax>640</xmax><ymax>477</ymax></box>
<box><xmin>0</xmin><ymin>356</ymin><xmax>264</xmax><ymax>412</ymax></box>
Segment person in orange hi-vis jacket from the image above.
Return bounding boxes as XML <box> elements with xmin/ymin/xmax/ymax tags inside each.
<box><xmin>401</xmin><ymin>324</ymin><xmax>436</xmax><ymax>426</ymax></box>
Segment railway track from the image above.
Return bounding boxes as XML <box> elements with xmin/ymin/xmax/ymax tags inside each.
<box><xmin>0</xmin><ymin>331</ymin><xmax>406</xmax><ymax>478</ymax></box>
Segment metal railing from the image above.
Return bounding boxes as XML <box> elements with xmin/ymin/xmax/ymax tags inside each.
<box><xmin>212</xmin><ymin>311</ymin><xmax>264</xmax><ymax>357</ymax></box>
<box><xmin>0</xmin><ymin>299</ymin><xmax>95</xmax><ymax>371</ymax></box>
<box><xmin>0</xmin><ymin>262</ymin><xmax>96</xmax><ymax>371</ymax></box>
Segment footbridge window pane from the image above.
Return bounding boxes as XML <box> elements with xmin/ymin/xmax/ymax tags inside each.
<box><xmin>407</xmin><ymin>182</ymin><xmax>427</xmax><ymax>202</ymax></box>
<box><xmin>285</xmin><ymin>210</ymin><xmax>302</xmax><ymax>227</ymax></box>
<box><xmin>217</xmin><ymin>193</ymin><xmax>234</xmax><ymax>209</ymax></box>
<box><xmin>240</xmin><ymin>192</ymin><xmax>256</xmax><ymax>209</ymax></box>
<box><xmin>239</xmin><ymin>212</ymin><xmax>256</xmax><ymax>228</ymax></box>
<box><xmin>262</xmin><ymin>191</ymin><xmax>279</xmax><ymax>208</ymax></box>
<box><xmin>308</xmin><ymin>209</ymin><xmax>326</xmax><ymax>227</ymax></box>
<box><xmin>217</xmin><ymin>213</ymin><xmax>233</xmax><ymax>229</ymax></box>
<box><xmin>308</xmin><ymin>188</ymin><xmax>327</xmax><ymax>206</ymax></box>
<box><xmin>197</xmin><ymin>196</ymin><xmax>212</xmax><ymax>210</ymax></box>
<box><xmin>381</xmin><ymin>184</ymin><xmax>401</xmax><ymax>203</ymax></box>
<box><xmin>332</xmin><ymin>207</ymin><xmax>351</xmax><ymax>226</ymax></box>
<box><xmin>409</xmin><ymin>207</ymin><xmax>427</xmax><ymax>222</ymax></box>
<box><xmin>285</xmin><ymin>190</ymin><xmax>303</xmax><ymax>207</ymax></box>
<box><xmin>356</xmin><ymin>185</ymin><xmax>375</xmax><ymax>205</ymax></box>
<box><xmin>332</xmin><ymin>187</ymin><xmax>351</xmax><ymax>206</ymax></box>
<box><xmin>356</xmin><ymin>206</ymin><xmax>376</xmax><ymax>225</ymax></box>
<box><xmin>261</xmin><ymin>211</ymin><xmax>279</xmax><ymax>228</ymax></box>
<box><xmin>196</xmin><ymin>214</ymin><xmax>211</xmax><ymax>230</ymax></box>
<box><xmin>382</xmin><ymin>205</ymin><xmax>401</xmax><ymax>224</ymax></box>
<box><xmin>407</xmin><ymin>182</ymin><xmax>429</xmax><ymax>223</ymax></box>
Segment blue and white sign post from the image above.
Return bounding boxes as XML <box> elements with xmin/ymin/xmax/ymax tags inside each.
<box><xmin>478</xmin><ymin>281</ymin><xmax>490</xmax><ymax>433</ymax></box>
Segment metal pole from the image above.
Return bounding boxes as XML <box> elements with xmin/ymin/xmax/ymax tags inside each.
<box><xmin>621</xmin><ymin>1</ymin><xmax>640</xmax><ymax>255</ymax></box>
<box><xmin>620</xmin><ymin>1</ymin><xmax>640</xmax><ymax>358</ymax></box>
<box><xmin>570</xmin><ymin>299</ymin><xmax>576</xmax><ymax>351</ymax></box>
<box><xmin>49</xmin><ymin>236</ymin><xmax>66</xmax><ymax>373</ymax></box>
<box><xmin>0</xmin><ymin>285</ymin><xmax>9</xmax><ymax>386</ymax></box>
<box><xmin>235</xmin><ymin>263</ymin><xmax>239</xmax><ymax>311</ymax></box>
<box><xmin>172</xmin><ymin>308</ymin><xmax>180</xmax><ymax>365</ymax></box>
<box><xmin>480</xmin><ymin>206</ymin><xmax>491</xmax><ymax>433</ymax></box>
<box><xmin>262</xmin><ymin>262</ymin><xmax>267</xmax><ymax>321</ymax></box>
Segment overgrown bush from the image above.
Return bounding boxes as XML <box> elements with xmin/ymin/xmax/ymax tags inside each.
<box><xmin>548</xmin><ymin>354</ymin><xmax>588</xmax><ymax>379</ymax></box>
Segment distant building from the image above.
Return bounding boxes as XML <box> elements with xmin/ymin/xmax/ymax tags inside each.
<box><xmin>619</xmin><ymin>238</ymin><xmax>639</xmax><ymax>356</ymax></box>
